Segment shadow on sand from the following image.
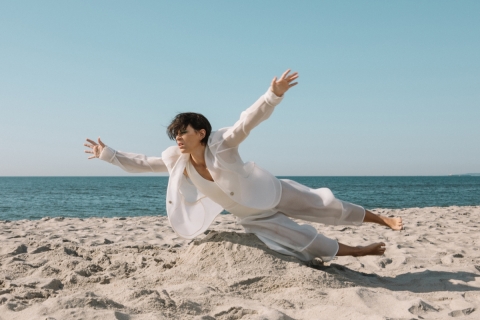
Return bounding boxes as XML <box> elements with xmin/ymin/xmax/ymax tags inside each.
<box><xmin>314</xmin><ymin>263</ymin><xmax>480</xmax><ymax>293</ymax></box>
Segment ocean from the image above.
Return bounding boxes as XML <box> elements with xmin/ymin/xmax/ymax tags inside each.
<box><xmin>1</xmin><ymin>176</ymin><xmax>479</xmax><ymax>221</ymax></box>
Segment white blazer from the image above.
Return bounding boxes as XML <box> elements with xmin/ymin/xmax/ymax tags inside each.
<box><xmin>100</xmin><ymin>89</ymin><xmax>284</xmax><ymax>239</ymax></box>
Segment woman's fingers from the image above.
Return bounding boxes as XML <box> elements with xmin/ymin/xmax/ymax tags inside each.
<box><xmin>286</xmin><ymin>73</ymin><xmax>298</xmax><ymax>83</ymax></box>
<box><xmin>273</xmin><ymin>71</ymin><xmax>298</xmax><ymax>85</ymax></box>
<box><xmin>86</xmin><ymin>138</ymin><xmax>98</xmax><ymax>146</ymax></box>
<box><xmin>98</xmin><ymin>137</ymin><xmax>105</xmax><ymax>147</ymax></box>
<box><xmin>280</xmin><ymin>69</ymin><xmax>291</xmax><ymax>80</ymax></box>
<box><xmin>289</xmin><ymin>82</ymin><xmax>298</xmax><ymax>88</ymax></box>
<box><xmin>271</xmin><ymin>76</ymin><xmax>277</xmax><ymax>87</ymax></box>
<box><xmin>287</xmin><ymin>71</ymin><xmax>298</xmax><ymax>77</ymax></box>
<box><xmin>288</xmin><ymin>73</ymin><xmax>298</xmax><ymax>80</ymax></box>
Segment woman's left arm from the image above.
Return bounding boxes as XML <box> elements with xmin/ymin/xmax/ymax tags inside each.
<box><xmin>222</xmin><ymin>70</ymin><xmax>298</xmax><ymax>148</ymax></box>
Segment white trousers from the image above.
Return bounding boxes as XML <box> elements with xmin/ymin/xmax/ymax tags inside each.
<box><xmin>239</xmin><ymin>179</ymin><xmax>366</xmax><ymax>262</ymax></box>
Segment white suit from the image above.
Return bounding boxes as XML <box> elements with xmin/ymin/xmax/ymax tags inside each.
<box><xmin>99</xmin><ymin>89</ymin><xmax>365</xmax><ymax>261</ymax></box>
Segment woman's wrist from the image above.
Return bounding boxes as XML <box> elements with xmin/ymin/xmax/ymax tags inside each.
<box><xmin>270</xmin><ymin>86</ymin><xmax>283</xmax><ymax>97</ymax></box>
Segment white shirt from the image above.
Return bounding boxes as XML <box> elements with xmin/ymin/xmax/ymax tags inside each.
<box><xmin>185</xmin><ymin>158</ymin><xmax>276</xmax><ymax>219</ymax></box>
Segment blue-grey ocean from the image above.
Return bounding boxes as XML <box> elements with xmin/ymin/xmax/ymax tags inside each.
<box><xmin>1</xmin><ymin>176</ymin><xmax>479</xmax><ymax>221</ymax></box>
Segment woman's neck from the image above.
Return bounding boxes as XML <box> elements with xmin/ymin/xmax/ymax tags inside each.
<box><xmin>189</xmin><ymin>144</ymin><xmax>207</xmax><ymax>167</ymax></box>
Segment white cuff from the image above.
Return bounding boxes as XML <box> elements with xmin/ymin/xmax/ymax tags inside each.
<box><xmin>99</xmin><ymin>146</ymin><xmax>116</xmax><ymax>163</ymax></box>
<box><xmin>264</xmin><ymin>88</ymin><xmax>284</xmax><ymax>106</ymax></box>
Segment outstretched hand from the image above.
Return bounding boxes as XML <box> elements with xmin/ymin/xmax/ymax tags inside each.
<box><xmin>270</xmin><ymin>69</ymin><xmax>299</xmax><ymax>97</ymax></box>
<box><xmin>84</xmin><ymin>137</ymin><xmax>106</xmax><ymax>159</ymax></box>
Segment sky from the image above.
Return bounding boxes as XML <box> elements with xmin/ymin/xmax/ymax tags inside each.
<box><xmin>0</xmin><ymin>1</ymin><xmax>479</xmax><ymax>176</ymax></box>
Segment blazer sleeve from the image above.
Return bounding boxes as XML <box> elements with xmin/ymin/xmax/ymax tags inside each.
<box><xmin>222</xmin><ymin>89</ymin><xmax>284</xmax><ymax>148</ymax></box>
<box><xmin>99</xmin><ymin>146</ymin><xmax>168</xmax><ymax>173</ymax></box>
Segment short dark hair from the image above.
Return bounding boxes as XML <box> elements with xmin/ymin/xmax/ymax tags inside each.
<box><xmin>167</xmin><ymin>112</ymin><xmax>212</xmax><ymax>145</ymax></box>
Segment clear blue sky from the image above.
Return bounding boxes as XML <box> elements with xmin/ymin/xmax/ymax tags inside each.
<box><xmin>1</xmin><ymin>1</ymin><xmax>479</xmax><ymax>176</ymax></box>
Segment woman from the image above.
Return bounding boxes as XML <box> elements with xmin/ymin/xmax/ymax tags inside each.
<box><xmin>84</xmin><ymin>69</ymin><xmax>403</xmax><ymax>262</ymax></box>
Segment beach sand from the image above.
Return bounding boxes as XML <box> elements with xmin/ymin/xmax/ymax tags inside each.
<box><xmin>1</xmin><ymin>206</ymin><xmax>479</xmax><ymax>319</ymax></box>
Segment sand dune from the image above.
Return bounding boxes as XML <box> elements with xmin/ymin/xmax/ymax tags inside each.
<box><xmin>1</xmin><ymin>206</ymin><xmax>479</xmax><ymax>319</ymax></box>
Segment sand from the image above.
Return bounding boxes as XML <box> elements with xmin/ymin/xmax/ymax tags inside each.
<box><xmin>1</xmin><ymin>206</ymin><xmax>479</xmax><ymax>319</ymax></box>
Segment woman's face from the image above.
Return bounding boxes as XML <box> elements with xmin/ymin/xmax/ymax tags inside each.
<box><xmin>176</xmin><ymin>125</ymin><xmax>205</xmax><ymax>153</ymax></box>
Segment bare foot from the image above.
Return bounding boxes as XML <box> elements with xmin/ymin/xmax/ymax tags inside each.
<box><xmin>382</xmin><ymin>216</ymin><xmax>403</xmax><ymax>231</ymax></box>
<box><xmin>354</xmin><ymin>242</ymin><xmax>386</xmax><ymax>257</ymax></box>
<box><xmin>337</xmin><ymin>242</ymin><xmax>386</xmax><ymax>257</ymax></box>
<box><xmin>363</xmin><ymin>210</ymin><xmax>403</xmax><ymax>231</ymax></box>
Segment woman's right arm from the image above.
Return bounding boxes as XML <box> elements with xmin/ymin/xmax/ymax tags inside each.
<box><xmin>84</xmin><ymin>137</ymin><xmax>168</xmax><ymax>173</ymax></box>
